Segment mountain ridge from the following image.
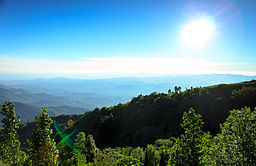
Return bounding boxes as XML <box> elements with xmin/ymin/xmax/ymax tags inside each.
<box><xmin>69</xmin><ymin>79</ymin><xmax>256</xmax><ymax>148</ymax></box>
<box><xmin>15</xmin><ymin>79</ymin><xmax>256</xmax><ymax>148</ymax></box>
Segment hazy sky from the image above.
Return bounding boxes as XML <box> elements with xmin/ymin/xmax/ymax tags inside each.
<box><xmin>0</xmin><ymin>0</ymin><xmax>256</xmax><ymax>78</ymax></box>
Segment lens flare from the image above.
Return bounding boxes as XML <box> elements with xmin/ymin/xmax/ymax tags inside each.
<box><xmin>54</xmin><ymin>120</ymin><xmax>81</xmax><ymax>154</ymax></box>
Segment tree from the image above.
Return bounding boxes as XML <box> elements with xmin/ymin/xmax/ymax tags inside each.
<box><xmin>131</xmin><ymin>147</ymin><xmax>144</xmax><ymax>163</ymax></box>
<box><xmin>210</xmin><ymin>107</ymin><xmax>256</xmax><ymax>165</ymax></box>
<box><xmin>0</xmin><ymin>101</ymin><xmax>29</xmax><ymax>165</ymax></box>
<box><xmin>74</xmin><ymin>132</ymin><xmax>97</xmax><ymax>164</ymax></box>
<box><xmin>94</xmin><ymin>148</ymin><xmax>122</xmax><ymax>166</ymax></box>
<box><xmin>117</xmin><ymin>156</ymin><xmax>144</xmax><ymax>166</ymax></box>
<box><xmin>170</xmin><ymin>108</ymin><xmax>210</xmax><ymax>166</ymax></box>
<box><xmin>144</xmin><ymin>145</ymin><xmax>159</xmax><ymax>166</ymax></box>
<box><xmin>159</xmin><ymin>148</ymin><xmax>169</xmax><ymax>166</ymax></box>
<box><xmin>174</xmin><ymin>86</ymin><xmax>181</xmax><ymax>93</ymax></box>
<box><xmin>58</xmin><ymin>142</ymin><xmax>74</xmax><ymax>166</ymax></box>
<box><xmin>29</xmin><ymin>108</ymin><xmax>58</xmax><ymax>165</ymax></box>
<box><xmin>67</xmin><ymin>119</ymin><xmax>75</xmax><ymax>127</ymax></box>
<box><xmin>86</xmin><ymin>134</ymin><xmax>97</xmax><ymax>163</ymax></box>
<box><xmin>74</xmin><ymin>132</ymin><xmax>87</xmax><ymax>155</ymax></box>
<box><xmin>154</xmin><ymin>139</ymin><xmax>173</xmax><ymax>166</ymax></box>
<box><xmin>168</xmin><ymin>89</ymin><xmax>172</xmax><ymax>95</ymax></box>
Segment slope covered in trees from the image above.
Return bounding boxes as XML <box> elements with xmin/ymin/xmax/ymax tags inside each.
<box><xmin>17</xmin><ymin>114</ymin><xmax>82</xmax><ymax>146</ymax></box>
<box><xmin>1</xmin><ymin>100</ymin><xmax>255</xmax><ymax>165</ymax></box>
<box><xmin>1</xmin><ymin>80</ymin><xmax>256</xmax><ymax>165</ymax></box>
<box><xmin>69</xmin><ymin>80</ymin><xmax>256</xmax><ymax>148</ymax></box>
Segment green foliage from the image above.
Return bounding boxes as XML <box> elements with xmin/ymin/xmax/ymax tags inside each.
<box><xmin>58</xmin><ymin>142</ymin><xmax>74</xmax><ymax>166</ymax></box>
<box><xmin>174</xmin><ymin>86</ymin><xmax>181</xmax><ymax>93</ymax></box>
<box><xmin>154</xmin><ymin>139</ymin><xmax>173</xmax><ymax>166</ymax></box>
<box><xmin>130</xmin><ymin>147</ymin><xmax>145</xmax><ymax>162</ymax></box>
<box><xmin>69</xmin><ymin>80</ymin><xmax>256</xmax><ymax>148</ymax></box>
<box><xmin>209</xmin><ymin>107</ymin><xmax>256</xmax><ymax>165</ymax></box>
<box><xmin>170</xmin><ymin>108</ymin><xmax>211</xmax><ymax>166</ymax></box>
<box><xmin>117</xmin><ymin>156</ymin><xmax>144</xmax><ymax>166</ymax></box>
<box><xmin>2</xmin><ymin>80</ymin><xmax>256</xmax><ymax>165</ymax></box>
<box><xmin>119</xmin><ymin>147</ymin><xmax>134</xmax><ymax>156</ymax></box>
<box><xmin>144</xmin><ymin>144</ymin><xmax>159</xmax><ymax>166</ymax></box>
<box><xmin>86</xmin><ymin>134</ymin><xmax>97</xmax><ymax>162</ymax></box>
<box><xmin>70</xmin><ymin>153</ymin><xmax>87</xmax><ymax>166</ymax></box>
<box><xmin>18</xmin><ymin>114</ymin><xmax>81</xmax><ymax>148</ymax></box>
<box><xmin>158</xmin><ymin>148</ymin><xmax>169</xmax><ymax>166</ymax></box>
<box><xmin>93</xmin><ymin>147</ymin><xmax>144</xmax><ymax>166</ymax></box>
<box><xmin>154</xmin><ymin>139</ymin><xmax>174</xmax><ymax>148</ymax></box>
<box><xmin>17</xmin><ymin>80</ymin><xmax>256</xmax><ymax>149</ymax></box>
<box><xmin>75</xmin><ymin>132</ymin><xmax>87</xmax><ymax>154</ymax></box>
<box><xmin>94</xmin><ymin>148</ymin><xmax>122</xmax><ymax>166</ymax></box>
<box><xmin>74</xmin><ymin>132</ymin><xmax>97</xmax><ymax>163</ymax></box>
<box><xmin>0</xmin><ymin>100</ymin><xmax>29</xmax><ymax>165</ymax></box>
<box><xmin>29</xmin><ymin>108</ymin><xmax>58</xmax><ymax>166</ymax></box>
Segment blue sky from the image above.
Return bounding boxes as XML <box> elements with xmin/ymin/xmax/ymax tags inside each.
<box><xmin>0</xmin><ymin>0</ymin><xmax>256</xmax><ymax>78</ymax></box>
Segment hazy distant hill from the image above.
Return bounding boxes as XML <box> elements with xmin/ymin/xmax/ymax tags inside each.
<box><xmin>1</xmin><ymin>74</ymin><xmax>255</xmax><ymax>107</ymax></box>
<box><xmin>0</xmin><ymin>87</ymin><xmax>97</xmax><ymax>108</ymax></box>
<box><xmin>0</xmin><ymin>79</ymin><xmax>129</xmax><ymax>108</ymax></box>
<box><xmin>0</xmin><ymin>100</ymin><xmax>88</xmax><ymax>125</ymax></box>
<box><xmin>0</xmin><ymin>101</ymin><xmax>41</xmax><ymax>125</ymax></box>
<box><xmin>47</xmin><ymin>105</ymin><xmax>89</xmax><ymax>115</ymax></box>
<box><xmin>0</xmin><ymin>87</ymin><xmax>91</xmax><ymax>124</ymax></box>
<box><xmin>1</xmin><ymin>74</ymin><xmax>255</xmax><ymax>95</ymax></box>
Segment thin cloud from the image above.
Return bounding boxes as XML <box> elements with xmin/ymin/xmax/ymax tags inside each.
<box><xmin>0</xmin><ymin>56</ymin><xmax>254</xmax><ymax>77</ymax></box>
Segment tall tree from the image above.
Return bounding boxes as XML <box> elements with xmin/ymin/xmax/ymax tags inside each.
<box><xmin>159</xmin><ymin>148</ymin><xmax>169</xmax><ymax>166</ymax></box>
<box><xmin>29</xmin><ymin>108</ymin><xmax>58</xmax><ymax>165</ymax></box>
<box><xmin>210</xmin><ymin>107</ymin><xmax>256</xmax><ymax>165</ymax></box>
<box><xmin>74</xmin><ymin>132</ymin><xmax>97</xmax><ymax>163</ymax></box>
<box><xmin>0</xmin><ymin>101</ymin><xmax>28</xmax><ymax>165</ymax></box>
<box><xmin>86</xmin><ymin>134</ymin><xmax>97</xmax><ymax>163</ymax></box>
<box><xmin>144</xmin><ymin>144</ymin><xmax>158</xmax><ymax>166</ymax></box>
<box><xmin>170</xmin><ymin>108</ymin><xmax>210</xmax><ymax>166</ymax></box>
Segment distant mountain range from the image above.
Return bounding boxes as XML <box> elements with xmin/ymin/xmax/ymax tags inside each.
<box><xmin>0</xmin><ymin>87</ymin><xmax>96</xmax><ymax>108</ymax></box>
<box><xmin>1</xmin><ymin>74</ymin><xmax>255</xmax><ymax>95</ymax></box>
<box><xmin>0</xmin><ymin>74</ymin><xmax>255</xmax><ymax>124</ymax></box>
<box><xmin>0</xmin><ymin>100</ymin><xmax>88</xmax><ymax>125</ymax></box>
<box><xmin>0</xmin><ymin>87</ymin><xmax>91</xmax><ymax>124</ymax></box>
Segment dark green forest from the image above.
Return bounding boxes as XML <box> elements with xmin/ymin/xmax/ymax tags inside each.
<box><xmin>0</xmin><ymin>80</ymin><xmax>256</xmax><ymax>165</ymax></box>
<box><xmin>69</xmin><ymin>79</ymin><xmax>256</xmax><ymax>148</ymax></box>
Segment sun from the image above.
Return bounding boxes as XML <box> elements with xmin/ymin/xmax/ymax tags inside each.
<box><xmin>181</xmin><ymin>17</ymin><xmax>216</xmax><ymax>47</ymax></box>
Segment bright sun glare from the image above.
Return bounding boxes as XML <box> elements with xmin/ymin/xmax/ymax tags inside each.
<box><xmin>181</xmin><ymin>17</ymin><xmax>216</xmax><ymax>47</ymax></box>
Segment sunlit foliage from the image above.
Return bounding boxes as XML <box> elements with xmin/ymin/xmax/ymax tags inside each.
<box><xmin>0</xmin><ymin>101</ymin><xmax>29</xmax><ymax>165</ymax></box>
<box><xmin>1</xmin><ymin>80</ymin><xmax>256</xmax><ymax>165</ymax></box>
<box><xmin>29</xmin><ymin>108</ymin><xmax>59</xmax><ymax>165</ymax></box>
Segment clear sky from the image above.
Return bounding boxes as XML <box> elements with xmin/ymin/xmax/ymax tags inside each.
<box><xmin>0</xmin><ymin>0</ymin><xmax>256</xmax><ymax>78</ymax></box>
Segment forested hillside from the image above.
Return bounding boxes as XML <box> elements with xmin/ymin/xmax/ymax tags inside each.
<box><xmin>16</xmin><ymin>80</ymin><xmax>256</xmax><ymax>148</ymax></box>
<box><xmin>17</xmin><ymin>114</ymin><xmax>82</xmax><ymax>145</ymax></box>
<box><xmin>69</xmin><ymin>80</ymin><xmax>256</xmax><ymax>148</ymax></box>
<box><xmin>1</xmin><ymin>80</ymin><xmax>256</xmax><ymax>165</ymax></box>
<box><xmin>2</xmin><ymin>99</ymin><xmax>255</xmax><ymax>165</ymax></box>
